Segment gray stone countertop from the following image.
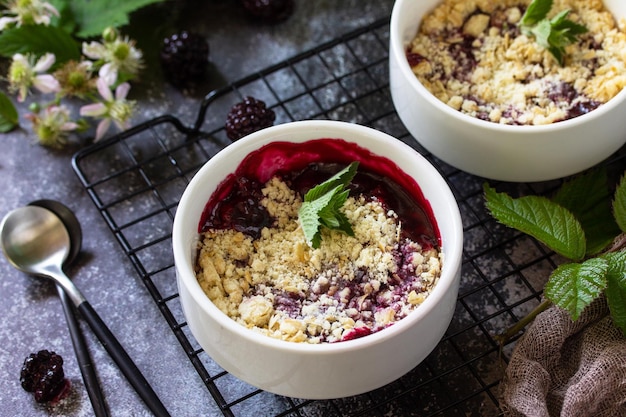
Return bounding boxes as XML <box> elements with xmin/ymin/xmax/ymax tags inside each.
<box><xmin>0</xmin><ymin>1</ymin><xmax>395</xmax><ymax>416</ymax></box>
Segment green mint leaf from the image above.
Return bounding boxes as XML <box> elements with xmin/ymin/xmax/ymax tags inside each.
<box><xmin>300</xmin><ymin>186</ymin><xmax>339</xmax><ymax>248</ymax></box>
<box><xmin>547</xmin><ymin>45</ymin><xmax>565</xmax><ymax>66</ymax></box>
<box><xmin>530</xmin><ymin>19</ymin><xmax>552</xmax><ymax>49</ymax></box>
<box><xmin>0</xmin><ymin>25</ymin><xmax>80</xmax><ymax>65</ymax></box>
<box><xmin>0</xmin><ymin>92</ymin><xmax>19</xmax><ymax>133</ymax></box>
<box><xmin>484</xmin><ymin>184</ymin><xmax>587</xmax><ymax>260</ymax></box>
<box><xmin>304</xmin><ymin>162</ymin><xmax>358</xmax><ymax>202</ymax></box>
<box><xmin>521</xmin><ymin>0</ymin><xmax>552</xmax><ymax>27</ymax></box>
<box><xmin>603</xmin><ymin>251</ymin><xmax>626</xmax><ymax>333</ymax></box>
<box><xmin>299</xmin><ymin>163</ymin><xmax>359</xmax><ymax>248</ymax></box>
<box><xmin>553</xmin><ymin>168</ymin><xmax>620</xmax><ymax>255</ymax></box>
<box><xmin>551</xmin><ymin>10</ymin><xmax>588</xmax><ymax>37</ymax></box>
<box><xmin>519</xmin><ymin>0</ymin><xmax>587</xmax><ymax>66</ymax></box>
<box><xmin>614</xmin><ymin>174</ymin><xmax>626</xmax><ymax>233</ymax></box>
<box><xmin>544</xmin><ymin>258</ymin><xmax>609</xmax><ymax>321</ymax></box>
<box><xmin>65</xmin><ymin>0</ymin><xmax>165</xmax><ymax>38</ymax></box>
<box><xmin>334</xmin><ymin>212</ymin><xmax>355</xmax><ymax>236</ymax></box>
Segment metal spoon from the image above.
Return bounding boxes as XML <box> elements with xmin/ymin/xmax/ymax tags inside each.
<box><xmin>28</xmin><ymin>200</ymin><xmax>108</xmax><ymax>417</ymax></box>
<box><xmin>1</xmin><ymin>206</ymin><xmax>171</xmax><ymax>417</ymax></box>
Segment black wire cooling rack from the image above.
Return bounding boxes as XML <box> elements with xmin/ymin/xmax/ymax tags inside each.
<box><xmin>71</xmin><ymin>17</ymin><xmax>626</xmax><ymax>417</ymax></box>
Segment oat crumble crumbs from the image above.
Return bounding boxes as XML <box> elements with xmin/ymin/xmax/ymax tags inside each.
<box><xmin>195</xmin><ymin>176</ymin><xmax>443</xmax><ymax>344</ymax></box>
<box><xmin>408</xmin><ymin>0</ymin><xmax>626</xmax><ymax>125</ymax></box>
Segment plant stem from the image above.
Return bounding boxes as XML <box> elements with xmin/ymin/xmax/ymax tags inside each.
<box><xmin>495</xmin><ymin>298</ymin><xmax>552</xmax><ymax>345</ymax></box>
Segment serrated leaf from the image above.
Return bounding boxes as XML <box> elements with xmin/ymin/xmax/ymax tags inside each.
<box><xmin>0</xmin><ymin>25</ymin><xmax>80</xmax><ymax>64</ymax></box>
<box><xmin>299</xmin><ymin>185</ymin><xmax>342</xmax><ymax>248</ymax></box>
<box><xmin>530</xmin><ymin>19</ymin><xmax>552</xmax><ymax>49</ymax></box>
<box><xmin>299</xmin><ymin>163</ymin><xmax>358</xmax><ymax>248</ymax></box>
<box><xmin>519</xmin><ymin>0</ymin><xmax>587</xmax><ymax>66</ymax></box>
<box><xmin>547</xmin><ymin>45</ymin><xmax>565</xmax><ymax>66</ymax></box>
<box><xmin>304</xmin><ymin>162</ymin><xmax>358</xmax><ymax>202</ymax></box>
<box><xmin>48</xmin><ymin>0</ymin><xmax>78</xmax><ymax>34</ymax></box>
<box><xmin>521</xmin><ymin>0</ymin><xmax>553</xmax><ymax>26</ymax></box>
<box><xmin>544</xmin><ymin>258</ymin><xmax>609</xmax><ymax>321</ymax></box>
<box><xmin>334</xmin><ymin>212</ymin><xmax>354</xmax><ymax>236</ymax></box>
<box><xmin>553</xmin><ymin>168</ymin><xmax>620</xmax><ymax>255</ymax></box>
<box><xmin>614</xmin><ymin>174</ymin><xmax>626</xmax><ymax>233</ymax></box>
<box><xmin>67</xmin><ymin>0</ymin><xmax>165</xmax><ymax>38</ymax></box>
<box><xmin>551</xmin><ymin>11</ymin><xmax>587</xmax><ymax>37</ymax></box>
<box><xmin>0</xmin><ymin>92</ymin><xmax>19</xmax><ymax>133</ymax></box>
<box><xmin>300</xmin><ymin>208</ymin><xmax>323</xmax><ymax>249</ymax></box>
<box><xmin>484</xmin><ymin>184</ymin><xmax>586</xmax><ymax>260</ymax></box>
<box><xmin>603</xmin><ymin>251</ymin><xmax>626</xmax><ymax>333</ymax></box>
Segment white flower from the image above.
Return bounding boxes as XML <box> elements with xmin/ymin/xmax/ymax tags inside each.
<box><xmin>82</xmin><ymin>33</ymin><xmax>143</xmax><ymax>86</ymax></box>
<box><xmin>8</xmin><ymin>53</ymin><xmax>60</xmax><ymax>102</ymax></box>
<box><xmin>80</xmin><ymin>77</ymin><xmax>136</xmax><ymax>142</ymax></box>
<box><xmin>26</xmin><ymin>105</ymin><xmax>78</xmax><ymax>148</ymax></box>
<box><xmin>0</xmin><ymin>0</ymin><xmax>59</xmax><ymax>31</ymax></box>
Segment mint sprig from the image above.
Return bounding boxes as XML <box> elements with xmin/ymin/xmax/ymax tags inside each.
<box><xmin>485</xmin><ymin>168</ymin><xmax>626</xmax><ymax>333</ymax></box>
<box><xmin>519</xmin><ymin>0</ymin><xmax>588</xmax><ymax>65</ymax></box>
<box><xmin>298</xmin><ymin>162</ymin><xmax>359</xmax><ymax>249</ymax></box>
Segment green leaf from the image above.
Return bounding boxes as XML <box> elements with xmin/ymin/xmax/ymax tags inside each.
<box><xmin>614</xmin><ymin>174</ymin><xmax>626</xmax><ymax>233</ymax></box>
<box><xmin>551</xmin><ymin>11</ymin><xmax>587</xmax><ymax>38</ymax></box>
<box><xmin>0</xmin><ymin>92</ymin><xmax>19</xmax><ymax>133</ymax></box>
<box><xmin>299</xmin><ymin>188</ymin><xmax>337</xmax><ymax>248</ymax></box>
<box><xmin>48</xmin><ymin>0</ymin><xmax>78</xmax><ymax>34</ymax></box>
<box><xmin>521</xmin><ymin>0</ymin><xmax>553</xmax><ymax>27</ymax></box>
<box><xmin>66</xmin><ymin>0</ymin><xmax>165</xmax><ymax>38</ymax></box>
<box><xmin>0</xmin><ymin>25</ymin><xmax>80</xmax><ymax>64</ymax></box>
<box><xmin>603</xmin><ymin>251</ymin><xmax>626</xmax><ymax>333</ymax></box>
<box><xmin>304</xmin><ymin>162</ymin><xmax>359</xmax><ymax>202</ymax></box>
<box><xmin>519</xmin><ymin>0</ymin><xmax>587</xmax><ymax>66</ymax></box>
<box><xmin>553</xmin><ymin>168</ymin><xmax>620</xmax><ymax>255</ymax></box>
<box><xmin>484</xmin><ymin>184</ymin><xmax>586</xmax><ymax>260</ymax></box>
<box><xmin>299</xmin><ymin>162</ymin><xmax>359</xmax><ymax>248</ymax></box>
<box><xmin>530</xmin><ymin>19</ymin><xmax>552</xmax><ymax>49</ymax></box>
<box><xmin>544</xmin><ymin>258</ymin><xmax>609</xmax><ymax>321</ymax></box>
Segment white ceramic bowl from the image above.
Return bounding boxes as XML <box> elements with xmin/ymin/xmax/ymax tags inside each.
<box><xmin>173</xmin><ymin>120</ymin><xmax>463</xmax><ymax>399</ymax></box>
<box><xmin>389</xmin><ymin>0</ymin><xmax>626</xmax><ymax>182</ymax></box>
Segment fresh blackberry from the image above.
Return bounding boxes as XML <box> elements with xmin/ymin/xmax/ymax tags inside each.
<box><xmin>20</xmin><ymin>350</ymin><xmax>69</xmax><ymax>403</ymax></box>
<box><xmin>225</xmin><ymin>96</ymin><xmax>276</xmax><ymax>141</ymax></box>
<box><xmin>241</xmin><ymin>0</ymin><xmax>294</xmax><ymax>23</ymax></box>
<box><xmin>160</xmin><ymin>31</ymin><xmax>209</xmax><ymax>88</ymax></box>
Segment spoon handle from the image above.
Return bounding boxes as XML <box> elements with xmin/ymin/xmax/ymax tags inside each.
<box><xmin>77</xmin><ymin>301</ymin><xmax>171</xmax><ymax>417</ymax></box>
<box><xmin>57</xmin><ymin>284</ymin><xmax>110</xmax><ymax>417</ymax></box>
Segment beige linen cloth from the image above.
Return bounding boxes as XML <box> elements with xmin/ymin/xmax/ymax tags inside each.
<box><xmin>500</xmin><ymin>296</ymin><xmax>626</xmax><ymax>416</ymax></box>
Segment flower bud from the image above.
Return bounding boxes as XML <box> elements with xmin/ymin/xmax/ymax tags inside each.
<box><xmin>102</xmin><ymin>27</ymin><xmax>118</xmax><ymax>43</ymax></box>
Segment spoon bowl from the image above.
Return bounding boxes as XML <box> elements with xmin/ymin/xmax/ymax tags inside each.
<box><xmin>29</xmin><ymin>199</ymin><xmax>82</xmax><ymax>266</ymax></box>
<box><xmin>2</xmin><ymin>206</ymin><xmax>72</xmax><ymax>278</ymax></box>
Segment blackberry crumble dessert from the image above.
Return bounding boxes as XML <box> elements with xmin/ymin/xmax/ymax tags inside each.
<box><xmin>195</xmin><ymin>139</ymin><xmax>443</xmax><ymax>344</ymax></box>
<box><xmin>407</xmin><ymin>0</ymin><xmax>626</xmax><ymax>125</ymax></box>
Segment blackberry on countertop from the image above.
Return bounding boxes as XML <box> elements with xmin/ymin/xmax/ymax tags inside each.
<box><xmin>241</xmin><ymin>0</ymin><xmax>294</xmax><ymax>23</ymax></box>
<box><xmin>225</xmin><ymin>96</ymin><xmax>276</xmax><ymax>141</ymax></box>
<box><xmin>20</xmin><ymin>350</ymin><xmax>69</xmax><ymax>403</ymax></box>
<box><xmin>160</xmin><ymin>31</ymin><xmax>209</xmax><ymax>88</ymax></box>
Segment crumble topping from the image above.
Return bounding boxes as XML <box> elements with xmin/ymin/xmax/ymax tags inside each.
<box><xmin>195</xmin><ymin>176</ymin><xmax>442</xmax><ymax>344</ymax></box>
<box><xmin>408</xmin><ymin>0</ymin><xmax>626</xmax><ymax>124</ymax></box>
